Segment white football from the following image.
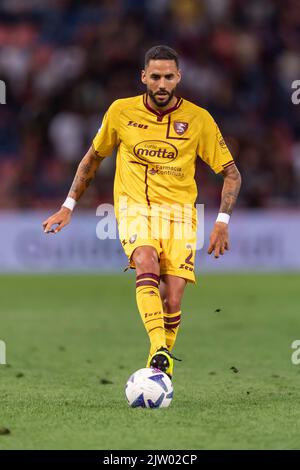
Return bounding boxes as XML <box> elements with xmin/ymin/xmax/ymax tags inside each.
<box><xmin>125</xmin><ymin>368</ymin><xmax>173</xmax><ymax>408</ymax></box>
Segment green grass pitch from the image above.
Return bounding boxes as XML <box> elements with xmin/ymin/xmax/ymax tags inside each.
<box><xmin>0</xmin><ymin>273</ymin><xmax>299</xmax><ymax>450</ymax></box>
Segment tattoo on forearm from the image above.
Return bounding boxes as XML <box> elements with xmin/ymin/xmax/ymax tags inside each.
<box><xmin>85</xmin><ymin>177</ymin><xmax>93</xmax><ymax>188</ymax></box>
<box><xmin>70</xmin><ymin>176</ymin><xmax>80</xmax><ymax>196</ymax></box>
<box><xmin>68</xmin><ymin>148</ymin><xmax>105</xmax><ymax>201</ymax></box>
<box><xmin>81</xmin><ymin>163</ymin><xmax>92</xmax><ymax>175</ymax></box>
<box><xmin>220</xmin><ymin>165</ymin><xmax>241</xmax><ymax>215</ymax></box>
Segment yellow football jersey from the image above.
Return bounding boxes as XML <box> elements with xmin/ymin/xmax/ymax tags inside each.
<box><xmin>92</xmin><ymin>94</ymin><xmax>234</xmax><ymax>221</ymax></box>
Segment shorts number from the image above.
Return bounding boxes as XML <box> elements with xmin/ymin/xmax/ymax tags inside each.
<box><xmin>185</xmin><ymin>244</ymin><xmax>194</xmax><ymax>266</ymax></box>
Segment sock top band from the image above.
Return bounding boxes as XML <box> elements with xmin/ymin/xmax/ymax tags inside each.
<box><xmin>136</xmin><ymin>273</ymin><xmax>160</xmax><ymax>282</ymax></box>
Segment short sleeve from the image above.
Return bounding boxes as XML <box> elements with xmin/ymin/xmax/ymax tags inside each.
<box><xmin>92</xmin><ymin>101</ymin><xmax>120</xmax><ymax>157</ymax></box>
<box><xmin>197</xmin><ymin>111</ymin><xmax>234</xmax><ymax>174</ymax></box>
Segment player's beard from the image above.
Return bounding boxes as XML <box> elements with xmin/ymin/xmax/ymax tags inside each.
<box><xmin>147</xmin><ymin>88</ymin><xmax>175</xmax><ymax>108</ymax></box>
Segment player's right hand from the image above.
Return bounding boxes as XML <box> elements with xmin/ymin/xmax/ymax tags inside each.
<box><xmin>42</xmin><ymin>207</ymin><xmax>72</xmax><ymax>234</ymax></box>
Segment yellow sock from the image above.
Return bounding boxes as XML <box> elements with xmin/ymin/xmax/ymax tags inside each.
<box><xmin>145</xmin><ymin>310</ymin><xmax>182</xmax><ymax>366</ymax></box>
<box><xmin>164</xmin><ymin>311</ymin><xmax>182</xmax><ymax>351</ymax></box>
<box><xmin>136</xmin><ymin>273</ymin><xmax>166</xmax><ymax>357</ymax></box>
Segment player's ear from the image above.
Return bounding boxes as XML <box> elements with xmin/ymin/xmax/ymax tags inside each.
<box><xmin>141</xmin><ymin>70</ymin><xmax>147</xmax><ymax>85</ymax></box>
<box><xmin>177</xmin><ymin>69</ymin><xmax>182</xmax><ymax>84</ymax></box>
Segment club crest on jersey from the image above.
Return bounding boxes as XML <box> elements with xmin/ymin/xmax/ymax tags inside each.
<box><xmin>173</xmin><ymin>121</ymin><xmax>188</xmax><ymax>135</ymax></box>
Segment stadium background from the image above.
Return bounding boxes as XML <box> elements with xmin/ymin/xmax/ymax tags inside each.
<box><xmin>1</xmin><ymin>0</ymin><xmax>300</xmax><ymax>211</ymax></box>
<box><xmin>1</xmin><ymin>0</ymin><xmax>300</xmax><ymax>451</ymax></box>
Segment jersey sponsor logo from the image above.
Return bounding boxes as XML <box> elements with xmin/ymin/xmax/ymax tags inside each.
<box><xmin>134</xmin><ymin>140</ymin><xmax>178</xmax><ymax>164</ymax></box>
<box><xmin>217</xmin><ymin>129</ymin><xmax>229</xmax><ymax>154</ymax></box>
<box><xmin>218</xmin><ymin>136</ymin><xmax>226</xmax><ymax>148</ymax></box>
<box><xmin>153</xmin><ymin>165</ymin><xmax>184</xmax><ymax>177</ymax></box>
<box><xmin>128</xmin><ymin>120</ymin><xmax>148</xmax><ymax>129</ymax></box>
<box><xmin>173</xmin><ymin>121</ymin><xmax>188</xmax><ymax>135</ymax></box>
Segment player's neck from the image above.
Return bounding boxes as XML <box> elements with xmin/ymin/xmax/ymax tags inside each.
<box><xmin>147</xmin><ymin>94</ymin><xmax>179</xmax><ymax>113</ymax></box>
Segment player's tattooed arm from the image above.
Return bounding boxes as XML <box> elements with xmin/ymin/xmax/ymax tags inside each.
<box><xmin>219</xmin><ymin>163</ymin><xmax>242</xmax><ymax>215</ymax></box>
<box><xmin>208</xmin><ymin>163</ymin><xmax>241</xmax><ymax>258</ymax></box>
<box><xmin>42</xmin><ymin>146</ymin><xmax>105</xmax><ymax>234</ymax></box>
<box><xmin>68</xmin><ymin>146</ymin><xmax>105</xmax><ymax>201</ymax></box>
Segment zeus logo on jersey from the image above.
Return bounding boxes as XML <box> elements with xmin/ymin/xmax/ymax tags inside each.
<box><xmin>128</xmin><ymin>120</ymin><xmax>148</xmax><ymax>129</ymax></box>
<box><xmin>134</xmin><ymin>140</ymin><xmax>178</xmax><ymax>164</ymax></box>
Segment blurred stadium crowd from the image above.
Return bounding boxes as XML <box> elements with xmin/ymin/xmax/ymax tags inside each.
<box><xmin>0</xmin><ymin>0</ymin><xmax>299</xmax><ymax>209</ymax></box>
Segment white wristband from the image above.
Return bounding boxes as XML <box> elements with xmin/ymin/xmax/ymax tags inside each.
<box><xmin>62</xmin><ymin>197</ymin><xmax>77</xmax><ymax>211</ymax></box>
<box><xmin>216</xmin><ymin>212</ymin><xmax>230</xmax><ymax>224</ymax></box>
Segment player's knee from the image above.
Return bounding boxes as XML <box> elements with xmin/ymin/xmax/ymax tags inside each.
<box><xmin>132</xmin><ymin>246</ymin><xmax>159</xmax><ymax>275</ymax></box>
<box><xmin>163</xmin><ymin>295</ymin><xmax>182</xmax><ymax>313</ymax></box>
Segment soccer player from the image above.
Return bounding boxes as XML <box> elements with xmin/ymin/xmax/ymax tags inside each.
<box><xmin>43</xmin><ymin>45</ymin><xmax>241</xmax><ymax>378</ymax></box>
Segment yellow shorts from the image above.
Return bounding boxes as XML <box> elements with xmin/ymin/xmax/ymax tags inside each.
<box><xmin>118</xmin><ymin>214</ymin><xmax>197</xmax><ymax>283</ymax></box>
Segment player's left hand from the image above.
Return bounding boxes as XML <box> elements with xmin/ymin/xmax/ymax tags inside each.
<box><xmin>207</xmin><ymin>222</ymin><xmax>229</xmax><ymax>258</ymax></box>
